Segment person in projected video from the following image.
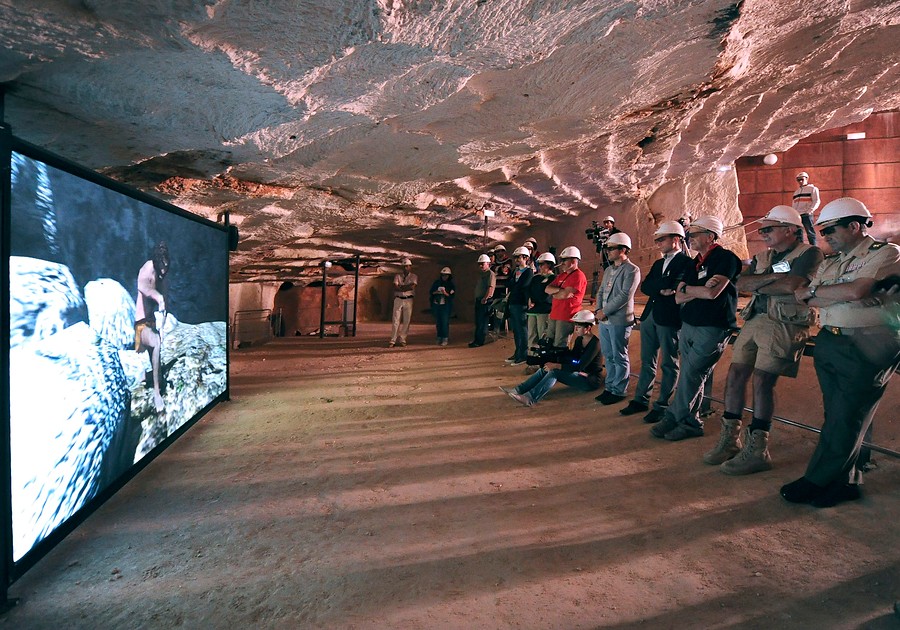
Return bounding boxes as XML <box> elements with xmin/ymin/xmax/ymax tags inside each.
<box><xmin>135</xmin><ymin>241</ymin><xmax>170</xmax><ymax>412</ymax></box>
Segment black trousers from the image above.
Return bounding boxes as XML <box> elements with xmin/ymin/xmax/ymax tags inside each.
<box><xmin>806</xmin><ymin>330</ymin><xmax>898</xmax><ymax>486</ymax></box>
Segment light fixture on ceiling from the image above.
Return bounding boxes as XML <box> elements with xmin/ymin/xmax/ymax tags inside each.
<box><xmin>846</xmin><ymin>132</ymin><xmax>866</xmax><ymax>140</ymax></box>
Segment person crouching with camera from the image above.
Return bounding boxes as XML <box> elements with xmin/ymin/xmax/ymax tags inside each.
<box><xmin>499</xmin><ymin>310</ymin><xmax>601</xmax><ymax>407</ymax></box>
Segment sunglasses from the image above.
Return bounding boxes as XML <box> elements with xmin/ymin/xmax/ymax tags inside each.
<box><xmin>820</xmin><ymin>225</ymin><xmax>842</xmax><ymax>236</ymax></box>
<box><xmin>604</xmin><ymin>245</ymin><xmax>624</xmax><ymax>251</ymax></box>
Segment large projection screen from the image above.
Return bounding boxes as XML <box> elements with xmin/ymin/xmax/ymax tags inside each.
<box><xmin>4</xmin><ymin>135</ymin><xmax>229</xmax><ymax>580</ymax></box>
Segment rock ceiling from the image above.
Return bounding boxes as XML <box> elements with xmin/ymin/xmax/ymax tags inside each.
<box><xmin>2</xmin><ymin>0</ymin><xmax>899</xmax><ymax>281</ymax></box>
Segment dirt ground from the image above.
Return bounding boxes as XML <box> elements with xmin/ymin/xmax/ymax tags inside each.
<box><xmin>3</xmin><ymin>321</ymin><xmax>899</xmax><ymax>629</ymax></box>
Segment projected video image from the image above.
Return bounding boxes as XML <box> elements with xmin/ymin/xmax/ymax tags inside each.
<box><xmin>8</xmin><ymin>150</ymin><xmax>228</xmax><ymax>563</ymax></box>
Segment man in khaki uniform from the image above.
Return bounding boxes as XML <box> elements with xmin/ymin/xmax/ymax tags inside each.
<box><xmin>704</xmin><ymin>206</ymin><xmax>823</xmax><ymax>474</ymax></box>
<box><xmin>389</xmin><ymin>258</ymin><xmax>417</xmax><ymax>347</ymax></box>
<box><xmin>782</xmin><ymin>197</ymin><xmax>900</xmax><ymax>508</ymax></box>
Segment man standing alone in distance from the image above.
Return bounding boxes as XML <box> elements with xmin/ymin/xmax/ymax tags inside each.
<box><xmin>545</xmin><ymin>246</ymin><xmax>587</xmax><ymax>348</ymax></box>
<box><xmin>704</xmin><ymin>206</ymin><xmax>822</xmax><ymax>475</ymax></box>
<box><xmin>620</xmin><ymin>221</ymin><xmax>693</xmax><ymax>423</ymax></box>
<box><xmin>469</xmin><ymin>253</ymin><xmax>496</xmax><ymax>348</ymax></box>
<box><xmin>135</xmin><ymin>241</ymin><xmax>170</xmax><ymax>413</ymax></box>
<box><xmin>792</xmin><ymin>171</ymin><xmax>820</xmax><ymax>245</ymax></box>
<box><xmin>389</xmin><ymin>258</ymin><xmax>417</xmax><ymax>347</ymax></box>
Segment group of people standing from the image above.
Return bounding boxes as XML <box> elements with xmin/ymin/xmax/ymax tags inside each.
<box><xmin>499</xmin><ymin>196</ymin><xmax>898</xmax><ymax>509</ymax></box>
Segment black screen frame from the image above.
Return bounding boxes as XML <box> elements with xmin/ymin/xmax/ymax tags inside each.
<box><xmin>0</xmin><ymin>128</ymin><xmax>230</xmax><ymax>589</ymax></box>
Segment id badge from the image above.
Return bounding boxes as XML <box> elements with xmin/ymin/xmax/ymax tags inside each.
<box><xmin>772</xmin><ymin>260</ymin><xmax>791</xmax><ymax>273</ymax></box>
<box><xmin>698</xmin><ymin>268</ymin><xmax>708</xmax><ymax>280</ymax></box>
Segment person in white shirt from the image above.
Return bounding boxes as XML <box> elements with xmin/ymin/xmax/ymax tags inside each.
<box><xmin>792</xmin><ymin>171</ymin><xmax>821</xmax><ymax>245</ymax></box>
<box><xmin>389</xmin><ymin>259</ymin><xmax>417</xmax><ymax>347</ymax></box>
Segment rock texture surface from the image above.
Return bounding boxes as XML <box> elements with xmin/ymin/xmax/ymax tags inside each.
<box><xmin>3</xmin><ymin>1</ymin><xmax>899</xmax><ymax>280</ymax></box>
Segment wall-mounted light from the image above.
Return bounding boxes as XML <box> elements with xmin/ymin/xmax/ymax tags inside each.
<box><xmin>482</xmin><ymin>209</ymin><xmax>496</xmax><ymax>217</ymax></box>
<box><xmin>763</xmin><ymin>153</ymin><xmax>778</xmax><ymax>165</ymax></box>
<box><xmin>846</xmin><ymin>132</ymin><xmax>866</xmax><ymax>140</ymax></box>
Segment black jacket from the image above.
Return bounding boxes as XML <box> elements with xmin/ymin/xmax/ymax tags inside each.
<box><xmin>507</xmin><ymin>267</ymin><xmax>534</xmax><ymax>306</ymax></box>
<box><xmin>639</xmin><ymin>251</ymin><xmax>693</xmax><ymax>328</ymax></box>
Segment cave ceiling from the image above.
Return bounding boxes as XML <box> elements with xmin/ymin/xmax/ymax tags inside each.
<box><xmin>2</xmin><ymin>0</ymin><xmax>899</xmax><ymax>281</ymax></box>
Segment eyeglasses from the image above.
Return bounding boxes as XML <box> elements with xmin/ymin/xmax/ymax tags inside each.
<box><xmin>686</xmin><ymin>231</ymin><xmax>708</xmax><ymax>238</ymax></box>
<box><xmin>758</xmin><ymin>226</ymin><xmax>781</xmax><ymax>234</ymax></box>
<box><xmin>820</xmin><ymin>225</ymin><xmax>841</xmax><ymax>236</ymax></box>
<box><xmin>796</xmin><ymin>177</ymin><xmax>807</xmax><ymax>181</ymax></box>
<box><xmin>654</xmin><ymin>235</ymin><xmax>673</xmax><ymax>243</ymax></box>
<box><xmin>604</xmin><ymin>245</ymin><xmax>624</xmax><ymax>251</ymax></box>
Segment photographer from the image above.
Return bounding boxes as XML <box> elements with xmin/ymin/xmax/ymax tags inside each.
<box><xmin>500</xmin><ymin>310</ymin><xmax>601</xmax><ymax>407</ymax></box>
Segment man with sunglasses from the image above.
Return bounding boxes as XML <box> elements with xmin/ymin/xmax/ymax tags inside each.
<box><xmin>651</xmin><ymin>216</ymin><xmax>742</xmax><ymax>441</ymax></box>
<box><xmin>620</xmin><ymin>221</ymin><xmax>693</xmax><ymax>422</ymax></box>
<box><xmin>704</xmin><ymin>206</ymin><xmax>823</xmax><ymax>474</ymax></box>
<box><xmin>792</xmin><ymin>171</ymin><xmax>820</xmax><ymax>245</ymax></box>
<box><xmin>783</xmin><ymin>197</ymin><xmax>900</xmax><ymax>507</ymax></box>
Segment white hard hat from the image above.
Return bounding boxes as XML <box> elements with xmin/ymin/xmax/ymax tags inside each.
<box><xmin>759</xmin><ymin>205</ymin><xmax>803</xmax><ymax>228</ymax></box>
<box><xmin>524</xmin><ymin>237</ymin><xmax>538</xmax><ymax>246</ymax></box>
<box><xmin>653</xmin><ymin>221</ymin><xmax>686</xmax><ymax>238</ymax></box>
<box><xmin>796</xmin><ymin>171</ymin><xmax>810</xmax><ymax>179</ymax></box>
<box><xmin>522</xmin><ymin>241</ymin><xmax>535</xmax><ymax>250</ymax></box>
<box><xmin>689</xmin><ymin>216</ymin><xmax>724</xmax><ymax>238</ymax></box>
<box><xmin>440</xmin><ymin>266</ymin><xmax>452</xmax><ymax>274</ymax></box>
<box><xmin>570</xmin><ymin>309</ymin><xmax>596</xmax><ymax>325</ymax></box>
<box><xmin>401</xmin><ymin>258</ymin><xmax>412</xmax><ymax>266</ymax></box>
<box><xmin>512</xmin><ymin>246</ymin><xmax>531</xmax><ymax>257</ymax></box>
<box><xmin>536</xmin><ymin>252</ymin><xmax>556</xmax><ymax>264</ymax></box>
<box><xmin>477</xmin><ymin>254</ymin><xmax>491</xmax><ymax>263</ymax></box>
<box><xmin>493</xmin><ymin>244</ymin><xmax>506</xmax><ymax>251</ymax></box>
<box><xmin>815</xmin><ymin>197</ymin><xmax>872</xmax><ymax>227</ymax></box>
<box><xmin>602</xmin><ymin>215</ymin><xmax>615</xmax><ymax>223</ymax></box>
<box><xmin>605</xmin><ymin>232</ymin><xmax>632</xmax><ymax>249</ymax></box>
<box><xmin>559</xmin><ymin>246</ymin><xmax>582</xmax><ymax>260</ymax></box>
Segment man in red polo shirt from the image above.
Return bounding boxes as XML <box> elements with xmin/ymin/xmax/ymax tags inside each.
<box><xmin>545</xmin><ymin>245</ymin><xmax>587</xmax><ymax>347</ymax></box>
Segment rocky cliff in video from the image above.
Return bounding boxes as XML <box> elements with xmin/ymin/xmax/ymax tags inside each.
<box><xmin>8</xmin><ymin>151</ymin><xmax>228</xmax><ymax>563</ymax></box>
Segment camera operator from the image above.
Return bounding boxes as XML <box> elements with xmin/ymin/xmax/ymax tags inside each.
<box><xmin>499</xmin><ymin>310</ymin><xmax>601</xmax><ymax>407</ymax></box>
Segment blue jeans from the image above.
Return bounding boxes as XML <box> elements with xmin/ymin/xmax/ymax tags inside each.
<box><xmin>433</xmin><ymin>303</ymin><xmax>450</xmax><ymax>340</ymax></box>
<box><xmin>516</xmin><ymin>367</ymin><xmax>597</xmax><ymax>403</ymax></box>
<box><xmin>632</xmin><ymin>311</ymin><xmax>679</xmax><ymax>410</ymax></box>
<box><xmin>508</xmin><ymin>304</ymin><xmax>528</xmax><ymax>361</ymax></box>
<box><xmin>599</xmin><ymin>322</ymin><xmax>633</xmax><ymax>396</ymax></box>
<box><xmin>666</xmin><ymin>324</ymin><xmax>729</xmax><ymax>428</ymax></box>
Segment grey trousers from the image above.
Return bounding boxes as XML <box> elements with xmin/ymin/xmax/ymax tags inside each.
<box><xmin>806</xmin><ymin>330</ymin><xmax>899</xmax><ymax>486</ymax></box>
<box><xmin>632</xmin><ymin>311</ymin><xmax>680</xmax><ymax>411</ymax></box>
<box><xmin>665</xmin><ymin>324</ymin><xmax>729</xmax><ymax>428</ymax></box>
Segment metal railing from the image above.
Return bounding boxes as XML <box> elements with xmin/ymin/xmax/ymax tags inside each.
<box><xmin>232</xmin><ymin>308</ymin><xmax>275</xmax><ymax>349</ymax></box>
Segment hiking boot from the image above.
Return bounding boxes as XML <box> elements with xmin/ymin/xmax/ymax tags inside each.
<box><xmin>703</xmin><ymin>417</ymin><xmax>742</xmax><ymax>465</ymax></box>
<box><xmin>643</xmin><ymin>408</ymin><xmax>664</xmax><ymax>424</ymax></box>
<box><xmin>721</xmin><ymin>429</ymin><xmax>772</xmax><ymax>475</ymax></box>
<box><xmin>663</xmin><ymin>423</ymin><xmax>704</xmax><ymax>441</ymax></box>
<box><xmin>619</xmin><ymin>401</ymin><xmax>649</xmax><ymax>416</ymax></box>
<box><xmin>650</xmin><ymin>414</ymin><xmax>679</xmax><ymax>438</ymax></box>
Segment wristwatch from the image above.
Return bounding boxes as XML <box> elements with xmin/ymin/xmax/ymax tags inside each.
<box><xmin>809</xmin><ymin>286</ymin><xmax>817</xmax><ymax>298</ymax></box>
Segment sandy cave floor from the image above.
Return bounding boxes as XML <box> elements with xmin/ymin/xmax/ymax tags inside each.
<box><xmin>3</xmin><ymin>321</ymin><xmax>899</xmax><ymax>629</ymax></box>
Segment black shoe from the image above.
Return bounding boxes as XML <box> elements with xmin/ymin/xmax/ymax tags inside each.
<box><xmin>810</xmin><ymin>482</ymin><xmax>862</xmax><ymax>508</ymax></box>
<box><xmin>663</xmin><ymin>423</ymin><xmax>704</xmax><ymax>441</ymax></box>
<box><xmin>468</xmin><ymin>342</ymin><xmax>483</xmax><ymax>348</ymax></box>
<box><xmin>619</xmin><ymin>401</ymin><xmax>649</xmax><ymax>416</ymax></box>
<box><xmin>780</xmin><ymin>477</ymin><xmax>824</xmax><ymax>504</ymax></box>
<box><xmin>650</xmin><ymin>415</ymin><xmax>679</xmax><ymax>438</ymax></box>
<box><xmin>598</xmin><ymin>392</ymin><xmax>626</xmax><ymax>405</ymax></box>
<box><xmin>643</xmin><ymin>409</ymin><xmax>664</xmax><ymax>424</ymax></box>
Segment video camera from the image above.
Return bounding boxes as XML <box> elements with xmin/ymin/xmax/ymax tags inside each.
<box><xmin>584</xmin><ymin>220</ymin><xmax>611</xmax><ymax>253</ymax></box>
<box><xmin>526</xmin><ymin>338</ymin><xmax>579</xmax><ymax>368</ymax></box>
